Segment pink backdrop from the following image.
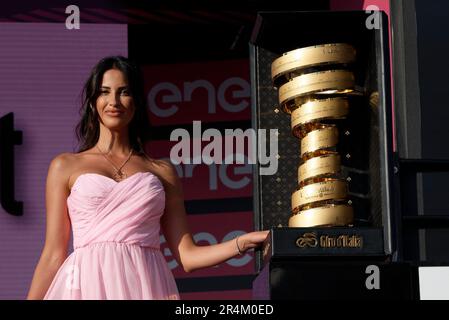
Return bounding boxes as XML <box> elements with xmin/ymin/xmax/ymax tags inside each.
<box><xmin>330</xmin><ymin>0</ymin><xmax>390</xmax><ymax>12</ymax></box>
<box><xmin>0</xmin><ymin>22</ymin><xmax>128</xmax><ymax>299</ymax></box>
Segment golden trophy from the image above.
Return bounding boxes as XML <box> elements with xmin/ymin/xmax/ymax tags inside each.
<box><xmin>251</xmin><ymin>10</ymin><xmax>397</xmax><ymax>300</ymax></box>
<box><xmin>271</xmin><ymin>43</ymin><xmax>361</xmax><ymax>228</ymax></box>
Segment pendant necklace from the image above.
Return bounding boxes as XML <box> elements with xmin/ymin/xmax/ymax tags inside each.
<box><xmin>96</xmin><ymin>145</ymin><xmax>134</xmax><ymax>182</ymax></box>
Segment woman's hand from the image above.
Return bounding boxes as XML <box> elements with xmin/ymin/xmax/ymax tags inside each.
<box><xmin>236</xmin><ymin>230</ymin><xmax>270</xmax><ymax>254</ymax></box>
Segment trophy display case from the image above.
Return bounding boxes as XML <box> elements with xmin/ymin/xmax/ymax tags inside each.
<box><xmin>250</xmin><ymin>11</ymin><xmax>414</xmax><ymax>299</ymax></box>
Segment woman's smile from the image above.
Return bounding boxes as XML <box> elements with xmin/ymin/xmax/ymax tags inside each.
<box><xmin>105</xmin><ymin>110</ymin><xmax>124</xmax><ymax>117</ymax></box>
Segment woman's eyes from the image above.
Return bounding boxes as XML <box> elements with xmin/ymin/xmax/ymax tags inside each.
<box><xmin>99</xmin><ymin>90</ymin><xmax>130</xmax><ymax>96</ymax></box>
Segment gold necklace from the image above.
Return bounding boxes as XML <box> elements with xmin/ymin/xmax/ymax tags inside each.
<box><xmin>96</xmin><ymin>145</ymin><xmax>134</xmax><ymax>182</ymax></box>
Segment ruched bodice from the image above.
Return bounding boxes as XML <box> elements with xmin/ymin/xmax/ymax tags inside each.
<box><xmin>43</xmin><ymin>172</ymin><xmax>179</xmax><ymax>300</ymax></box>
<box><xmin>68</xmin><ymin>171</ymin><xmax>165</xmax><ymax>250</ymax></box>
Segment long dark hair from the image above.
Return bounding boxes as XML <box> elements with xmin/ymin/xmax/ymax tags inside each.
<box><xmin>75</xmin><ymin>56</ymin><xmax>151</xmax><ymax>155</ymax></box>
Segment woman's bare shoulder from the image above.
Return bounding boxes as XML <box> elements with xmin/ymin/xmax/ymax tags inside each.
<box><xmin>48</xmin><ymin>152</ymin><xmax>80</xmax><ymax>178</ymax></box>
<box><xmin>49</xmin><ymin>152</ymin><xmax>76</xmax><ymax>170</ymax></box>
<box><xmin>46</xmin><ymin>153</ymin><xmax>79</xmax><ymax>191</ymax></box>
<box><xmin>51</xmin><ymin>150</ymin><xmax>91</xmax><ymax>165</ymax></box>
<box><xmin>144</xmin><ymin>157</ymin><xmax>178</xmax><ymax>182</ymax></box>
<box><xmin>151</xmin><ymin>158</ymin><xmax>175</xmax><ymax>169</ymax></box>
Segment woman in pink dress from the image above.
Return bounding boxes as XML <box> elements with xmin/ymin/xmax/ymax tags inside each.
<box><xmin>26</xmin><ymin>56</ymin><xmax>268</xmax><ymax>300</ymax></box>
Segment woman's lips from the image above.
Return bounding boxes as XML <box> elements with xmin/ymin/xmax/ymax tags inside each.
<box><xmin>105</xmin><ymin>111</ymin><xmax>123</xmax><ymax>116</ymax></box>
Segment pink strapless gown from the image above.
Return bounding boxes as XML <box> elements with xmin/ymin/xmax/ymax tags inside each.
<box><xmin>44</xmin><ymin>171</ymin><xmax>180</xmax><ymax>300</ymax></box>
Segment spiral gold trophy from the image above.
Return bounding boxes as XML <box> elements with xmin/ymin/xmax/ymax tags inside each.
<box><xmin>271</xmin><ymin>43</ymin><xmax>358</xmax><ymax>228</ymax></box>
<box><xmin>251</xmin><ymin>10</ymin><xmax>398</xmax><ymax>300</ymax></box>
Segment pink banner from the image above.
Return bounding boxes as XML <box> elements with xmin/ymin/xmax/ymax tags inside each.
<box><xmin>0</xmin><ymin>22</ymin><xmax>127</xmax><ymax>299</ymax></box>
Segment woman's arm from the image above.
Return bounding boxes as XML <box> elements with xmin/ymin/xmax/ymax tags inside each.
<box><xmin>159</xmin><ymin>160</ymin><xmax>269</xmax><ymax>273</ymax></box>
<box><xmin>27</xmin><ymin>153</ymin><xmax>72</xmax><ymax>299</ymax></box>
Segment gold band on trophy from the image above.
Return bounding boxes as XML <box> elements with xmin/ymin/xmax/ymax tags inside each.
<box><xmin>303</xmin><ymin>150</ymin><xmax>340</xmax><ymax>161</ymax></box>
<box><xmin>298</xmin><ymin>154</ymin><xmax>341</xmax><ymax>185</ymax></box>
<box><xmin>299</xmin><ymin>175</ymin><xmax>348</xmax><ymax>189</ymax></box>
<box><xmin>288</xmin><ymin>204</ymin><xmax>354</xmax><ymax>227</ymax></box>
<box><xmin>279</xmin><ymin>70</ymin><xmax>355</xmax><ymax>113</ymax></box>
<box><xmin>271</xmin><ymin>43</ymin><xmax>357</xmax><ymax>87</ymax></box>
<box><xmin>301</xmin><ymin>125</ymin><xmax>338</xmax><ymax>159</ymax></box>
<box><xmin>293</xmin><ymin>122</ymin><xmax>328</xmax><ymax>139</ymax></box>
<box><xmin>291</xmin><ymin>98</ymin><xmax>349</xmax><ymax>137</ymax></box>
<box><xmin>291</xmin><ymin>178</ymin><xmax>348</xmax><ymax>212</ymax></box>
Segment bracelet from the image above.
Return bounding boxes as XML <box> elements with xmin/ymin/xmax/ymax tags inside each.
<box><xmin>236</xmin><ymin>236</ymin><xmax>244</xmax><ymax>255</ymax></box>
